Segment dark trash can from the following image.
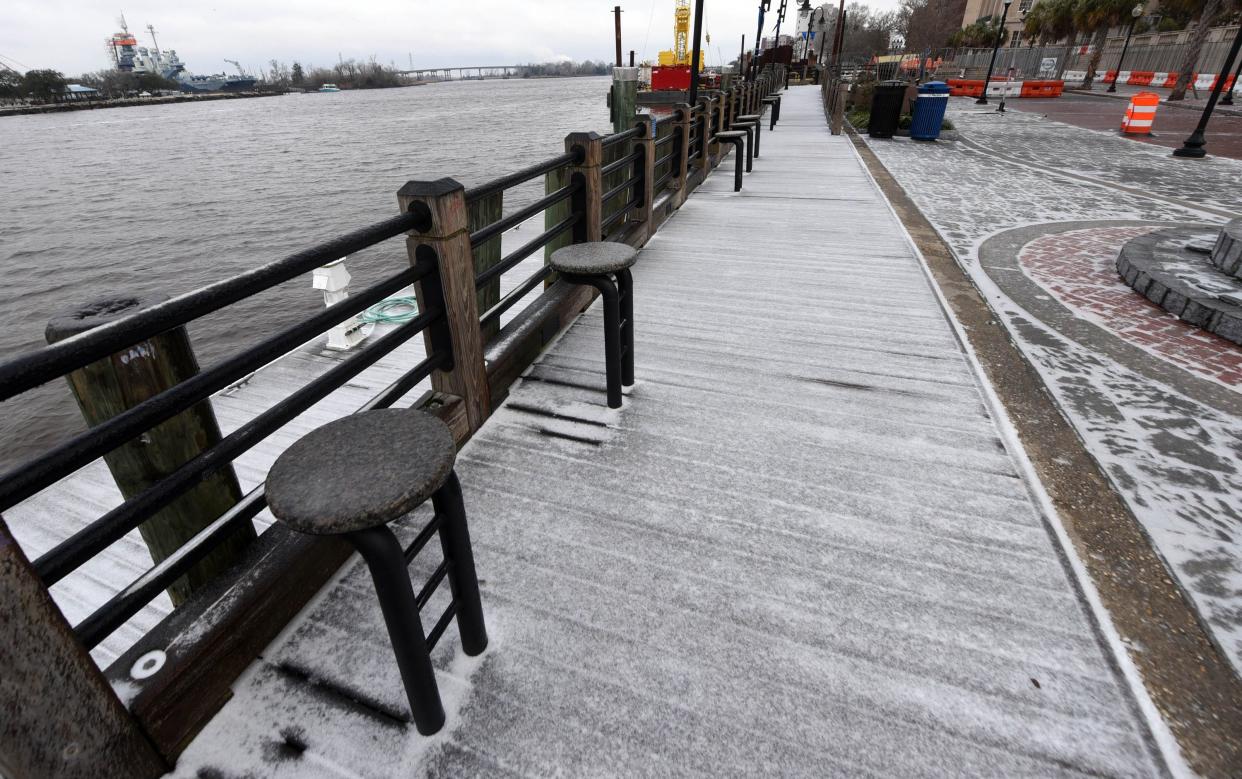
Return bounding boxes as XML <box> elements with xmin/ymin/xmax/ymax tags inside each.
<box><xmin>868</xmin><ymin>81</ymin><xmax>907</xmax><ymax>139</ymax></box>
<box><xmin>911</xmin><ymin>81</ymin><xmax>951</xmax><ymax>141</ymax></box>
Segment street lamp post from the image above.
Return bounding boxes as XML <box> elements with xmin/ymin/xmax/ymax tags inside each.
<box><xmin>997</xmin><ymin>12</ymin><xmax>1026</xmax><ymax>113</ymax></box>
<box><xmin>688</xmin><ymin>0</ymin><xmax>706</xmax><ymax>106</ymax></box>
<box><xmin>1173</xmin><ymin>24</ymin><xmax>1242</xmax><ymax>158</ymax></box>
<box><xmin>1107</xmin><ymin>4</ymin><xmax>1145</xmax><ymax>94</ymax></box>
<box><xmin>977</xmin><ymin>0</ymin><xmax>1013</xmax><ymax>105</ymax></box>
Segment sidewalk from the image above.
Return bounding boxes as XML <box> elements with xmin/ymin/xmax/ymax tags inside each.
<box><xmin>862</xmin><ymin>95</ymin><xmax>1242</xmax><ymax>722</ymax></box>
<box><xmin>167</xmin><ymin>86</ymin><xmax>1170</xmax><ymax>777</ymax></box>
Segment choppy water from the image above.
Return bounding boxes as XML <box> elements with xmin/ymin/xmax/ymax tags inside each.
<box><xmin>0</xmin><ymin>77</ymin><xmax>611</xmax><ymax>470</ymax></box>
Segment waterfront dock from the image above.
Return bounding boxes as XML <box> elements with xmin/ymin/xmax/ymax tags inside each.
<box><xmin>1</xmin><ymin>78</ymin><xmax>1178</xmax><ymax>777</ymax></box>
<box><xmin>167</xmin><ymin>86</ymin><xmax>1166</xmax><ymax>776</ymax></box>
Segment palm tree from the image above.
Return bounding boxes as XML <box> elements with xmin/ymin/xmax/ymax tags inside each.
<box><xmin>1073</xmin><ymin>0</ymin><xmax>1134</xmax><ymax>88</ymax></box>
<box><xmin>1166</xmin><ymin>0</ymin><xmax>1231</xmax><ymax>100</ymax></box>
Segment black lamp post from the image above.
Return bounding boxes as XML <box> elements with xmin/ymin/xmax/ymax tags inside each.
<box><xmin>688</xmin><ymin>0</ymin><xmax>706</xmax><ymax>105</ymax></box>
<box><xmin>977</xmin><ymin>0</ymin><xmax>1013</xmax><ymax>105</ymax></box>
<box><xmin>1173</xmin><ymin>24</ymin><xmax>1242</xmax><ymax>158</ymax></box>
<box><xmin>1222</xmin><ymin>47</ymin><xmax>1242</xmax><ymax>105</ymax></box>
<box><xmin>1107</xmin><ymin>4</ymin><xmax>1145</xmax><ymax>93</ymax></box>
<box><xmin>753</xmin><ymin>1</ymin><xmax>768</xmax><ymax>81</ymax></box>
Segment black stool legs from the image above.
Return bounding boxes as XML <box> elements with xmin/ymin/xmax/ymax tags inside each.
<box><xmin>345</xmin><ymin>470</ymin><xmax>488</xmax><ymax>735</ymax></box>
<box><xmin>618</xmin><ymin>269</ymin><xmax>634</xmax><ymax>387</ymax></box>
<box><xmin>564</xmin><ymin>271</ymin><xmax>635</xmax><ymax>408</ymax></box>
<box><xmin>432</xmin><ymin>472</ymin><xmax>488</xmax><ymax>656</ymax></box>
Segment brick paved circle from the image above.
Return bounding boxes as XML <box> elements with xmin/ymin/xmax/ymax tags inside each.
<box><xmin>1018</xmin><ymin>226</ymin><xmax>1242</xmax><ymax>388</ymax></box>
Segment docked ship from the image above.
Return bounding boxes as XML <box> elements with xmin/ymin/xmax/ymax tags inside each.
<box><xmin>106</xmin><ymin>15</ymin><xmax>257</xmax><ymax>93</ymax></box>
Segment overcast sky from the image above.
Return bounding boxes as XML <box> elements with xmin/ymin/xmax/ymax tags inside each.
<box><xmin>2</xmin><ymin>0</ymin><xmax>900</xmax><ymax>77</ymax></box>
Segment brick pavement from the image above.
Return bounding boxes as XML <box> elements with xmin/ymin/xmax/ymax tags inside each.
<box><xmin>1019</xmin><ymin>226</ymin><xmax>1242</xmax><ymax>387</ymax></box>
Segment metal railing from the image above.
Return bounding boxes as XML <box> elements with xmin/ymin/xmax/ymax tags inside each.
<box><xmin>0</xmin><ymin>211</ymin><xmax>454</xmax><ymax>651</ymax></box>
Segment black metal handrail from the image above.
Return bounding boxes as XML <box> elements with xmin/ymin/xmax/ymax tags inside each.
<box><xmin>463</xmin><ymin>151</ymin><xmax>576</xmax><ymax>205</ymax></box>
<box><xmin>467</xmin><ymin>182</ymin><xmax>578</xmax><ymax>248</ymax></box>
<box><xmin>0</xmin><ymin>266</ymin><xmax>427</xmax><ymax>515</ymax></box>
<box><xmin>34</xmin><ymin>297</ymin><xmax>444</xmax><ymax>589</ymax></box>
<box><xmin>475</xmin><ymin>213</ymin><xmax>578</xmax><ymax>290</ymax></box>
<box><xmin>71</xmin><ymin>328</ymin><xmax>448</xmax><ymax>649</ymax></box>
<box><xmin>655</xmin><ymin>133</ymin><xmax>676</xmax><ymax>149</ymax></box>
<box><xmin>601</xmin><ymin>150</ymin><xmax>641</xmax><ymax>177</ymax></box>
<box><xmin>480</xmin><ymin>266</ymin><xmax>554</xmax><ymax>331</ymax></box>
<box><xmin>602</xmin><ymin>194</ymin><xmax>642</xmax><ymax>231</ymax></box>
<box><xmin>0</xmin><ymin>207</ymin><xmax>432</xmax><ymax>402</ymax></box>
<box><xmin>601</xmin><ymin>126</ymin><xmax>642</xmax><ymax>148</ymax></box>
<box><xmin>602</xmin><ymin>175</ymin><xmax>639</xmax><ymax>204</ymax></box>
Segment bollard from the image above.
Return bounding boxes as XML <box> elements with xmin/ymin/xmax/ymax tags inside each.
<box><xmin>1121</xmin><ymin>91</ymin><xmax>1159</xmax><ymax>135</ymax></box>
<box><xmin>45</xmin><ymin>298</ymin><xmax>253</xmax><ymax>606</ymax></box>
<box><xmin>312</xmin><ymin>259</ymin><xmax>368</xmax><ymax>351</ymax></box>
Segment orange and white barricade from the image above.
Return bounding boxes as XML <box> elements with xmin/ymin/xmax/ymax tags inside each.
<box><xmin>1121</xmin><ymin>91</ymin><xmax>1159</xmax><ymax>135</ymax></box>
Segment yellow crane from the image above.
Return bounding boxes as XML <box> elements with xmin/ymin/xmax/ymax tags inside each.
<box><xmin>658</xmin><ymin>0</ymin><xmax>703</xmax><ymax>67</ymax></box>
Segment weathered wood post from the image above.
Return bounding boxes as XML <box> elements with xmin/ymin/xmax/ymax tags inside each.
<box><xmin>710</xmin><ymin>95</ymin><xmax>726</xmax><ymax>164</ymax></box>
<box><xmin>696</xmin><ymin>97</ymin><xmax>714</xmax><ymax>177</ymax></box>
<box><xmin>44</xmin><ymin>299</ymin><xmax>253</xmax><ymax>606</ymax></box>
<box><xmin>562</xmin><ymin>132</ymin><xmax>604</xmax><ymax>243</ymax></box>
<box><xmin>397</xmin><ymin>179</ymin><xmax>491</xmax><ymax>438</ymax></box>
<box><xmin>0</xmin><ymin>515</ymin><xmax>168</xmax><ymax>779</ymax></box>
<box><xmin>467</xmin><ymin>191</ymin><xmax>503</xmax><ymax>339</ymax></box>
<box><xmin>632</xmin><ymin>114</ymin><xmax>656</xmax><ymax>241</ymax></box>
<box><xmin>611</xmin><ymin>67</ymin><xmax>639</xmax><ymax>134</ymax></box>
<box><xmin>831</xmin><ymin>82</ymin><xmax>847</xmax><ymax>135</ymax></box>
<box><xmin>672</xmin><ymin>103</ymin><xmax>693</xmax><ymax>206</ymax></box>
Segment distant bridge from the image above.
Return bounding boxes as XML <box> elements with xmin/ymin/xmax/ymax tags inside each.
<box><xmin>398</xmin><ymin>65</ymin><xmax>523</xmax><ymax>81</ymax></box>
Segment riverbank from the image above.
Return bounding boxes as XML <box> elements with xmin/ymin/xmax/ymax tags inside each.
<box><xmin>0</xmin><ymin>90</ymin><xmax>284</xmax><ymax>118</ymax></box>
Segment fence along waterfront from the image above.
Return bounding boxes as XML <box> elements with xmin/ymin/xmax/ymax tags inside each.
<box><xmin>0</xmin><ymin>65</ymin><xmax>785</xmax><ymax>778</ymax></box>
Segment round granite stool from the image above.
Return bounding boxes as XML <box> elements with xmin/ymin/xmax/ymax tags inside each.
<box><xmin>762</xmin><ymin>95</ymin><xmax>781</xmax><ymax>130</ymax></box>
<box><xmin>712</xmin><ymin>130</ymin><xmax>749</xmax><ymax>191</ymax></box>
<box><xmin>734</xmin><ymin>113</ymin><xmax>762</xmax><ymax>158</ymax></box>
<box><xmin>549</xmin><ymin>242</ymin><xmax>638</xmax><ymax>408</ymax></box>
<box><xmin>265</xmin><ymin>408</ymin><xmax>487</xmax><ymax>735</ymax></box>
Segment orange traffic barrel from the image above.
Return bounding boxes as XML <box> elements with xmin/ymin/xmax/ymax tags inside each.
<box><xmin>1121</xmin><ymin>92</ymin><xmax>1159</xmax><ymax>135</ymax></box>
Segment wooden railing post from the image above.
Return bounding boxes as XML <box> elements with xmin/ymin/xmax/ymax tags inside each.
<box><xmin>696</xmin><ymin>97</ymin><xmax>713</xmax><ymax>176</ymax></box>
<box><xmin>396</xmin><ymin>179</ymin><xmax>490</xmax><ymax>437</ymax></box>
<box><xmin>0</xmin><ymin>515</ymin><xmax>168</xmax><ymax>779</ymax></box>
<box><xmin>563</xmin><ymin>132</ymin><xmax>604</xmax><ymax>243</ymax></box>
<box><xmin>44</xmin><ymin>299</ymin><xmax>253</xmax><ymax>606</ymax></box>
<box><xmin>672</xmin><ymin>103</ymin><xmax>693</xmax><ymax>207</ymax></box>
<box><xmin>632</xmin><ymin>114</ymin><xmax>656</xmax><ymax>241</ymax></box>
<box><xmin>712</xmin><ymin>95</ymin><xmax>726</xmax><ymax>163</ymax></box>
<box><xmin>467</xmin><ymin>191</ymin><xmax>503</xmax><ymax>340</ymax></box>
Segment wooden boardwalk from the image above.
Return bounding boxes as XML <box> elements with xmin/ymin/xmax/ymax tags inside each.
<box><xmin>163</xmin><ymin>86</ymin><xmax>1168</xmax><ymax>776</ymax></box>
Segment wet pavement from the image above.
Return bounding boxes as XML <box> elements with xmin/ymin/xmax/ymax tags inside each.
<box><xmin>1006</xmin><ymin>90</ymin><xmax>1242</xmax><ymax>159</ymax></box>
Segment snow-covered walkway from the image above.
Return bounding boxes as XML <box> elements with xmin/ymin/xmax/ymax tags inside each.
<box><xmin>170</xmin><ymin>86</ymin><xmax>1170</xmax><ymax>777</ymax></box>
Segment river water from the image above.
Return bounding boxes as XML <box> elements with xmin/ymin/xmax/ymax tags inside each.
<box><xmin>0</xmin><ymin>77</ymin><xmax>612</xmax><ymax>470</ymax></box>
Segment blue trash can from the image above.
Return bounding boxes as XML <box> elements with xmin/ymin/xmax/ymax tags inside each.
<box><xmin>910</xmin><ymin>81</ymin><xmax>951</xmax><ymax>141</ymax></box>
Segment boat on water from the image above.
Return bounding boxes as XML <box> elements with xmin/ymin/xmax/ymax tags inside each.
<box><xmin>318</xmin><ymin>83</ymin><xmax>342</xmax><ymax>92</ymax></box>
<box><xmin>107</xmin><ymin>14</ymin><xmax>257</xmax><ymax>93</ymax></box>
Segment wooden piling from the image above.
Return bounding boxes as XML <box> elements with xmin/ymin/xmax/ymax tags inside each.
<box><xmin>45</xmin><ymin>300</ymin><xmax>253</xmax><ymax>606</ymax></box>
<box><xmin>0</xmin><ymin>515</ymin><xmax>168</xmax><ymax>779</ymax></box>
<box><xmin>611</xmin><ymin>67</ymin><xmax>639</xmax><ymax>134</ymax></box>
<box><xmin>467</xmin><ymin>191</ymin><xmax>503</xmax><ymax>339</ymax></box>
<box><xmin>397</xmin><ymin>179</ymin><xmax>491</xmax><ymax>436</ymax></box>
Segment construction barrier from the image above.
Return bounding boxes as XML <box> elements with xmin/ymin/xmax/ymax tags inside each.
<box><xmin>1121</xmin><ymin>91</ymin><xmax>1159</xmax><ymax>135</ymax></box>
<box><xmin>947</xmin><ymin>79</ymin><xmax>1064</xmax><ymax>98</ymax></box>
